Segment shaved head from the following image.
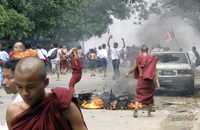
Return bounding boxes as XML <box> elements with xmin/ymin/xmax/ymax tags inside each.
<box><xmin>13</xmin><ymin>42</ymin><xmax>25</xmax><ymax>51</ymax></box>
<box><xmin>15</xmin><ymin>57</ymin><xmax>47</xmax><ymax>80</ymax></box>
<box><xmin>14</xmin><ymin>57</ymin><xmax>48</xmax><ymax>106</ymax></box>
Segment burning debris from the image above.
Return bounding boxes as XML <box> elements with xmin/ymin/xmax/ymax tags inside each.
<box><xmin>81</xmin><ymin>96</ymin><xmax>104</xmax><ymax>109</ymax></box>
<box><xmin>128</xmin><ymin>102</ymin><xmax>143</xmax><ymax>109</ymax></box>
<box><xmin>77</xmin><ymin>90</ymin><xmax>146</xmax><ymax>110</ymax></box>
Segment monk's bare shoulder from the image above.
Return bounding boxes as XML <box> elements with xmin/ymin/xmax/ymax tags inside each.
<box><xmin>7</xmin><ymin>102</ymin><xmax>25</xmax><ymax>121</ymax></box>
<box><xmin>63</xmin><ymin>102</ymin><xmax>88</xmax><ymax>130</ymax></box>
<box><xmin>6</xmin><ymin>102</ymin><xmax>25</xmax><ymax>129</ymax></box>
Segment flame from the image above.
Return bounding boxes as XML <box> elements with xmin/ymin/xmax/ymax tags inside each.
<box><xmin>81</xmin><ymin>96</ymin><xmax>104</xmax><ymax>109</ymax></box>
<box><xmin>128</xmin><ymin>102</ymin><xmax>143</xmax><ymax>109</ymax></box>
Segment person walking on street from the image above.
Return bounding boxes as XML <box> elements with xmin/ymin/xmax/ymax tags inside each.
<box><xmin>68</xmin><ymin>48</ymin><xmax>83</xmax><ymax>88</ymax></box>
<box><xmin>126</xmin><ymin>45</ymin><xmax>159</xmax><ymax>117</ymax></box>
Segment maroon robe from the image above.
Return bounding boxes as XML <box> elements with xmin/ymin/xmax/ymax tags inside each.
<box><xmin>69</xmin><ymin>57</ymin><xmax>83</xmax><ymax>88</ymax></box>
<box><xmin>11</xmin><ymin>87</ymin><xmax>75</xmax><ymax>130</ymax></box>
<box><xmin>135</xmin><ymin>53</ymin><xmax>158</xmax><ymax>105</ymax></box>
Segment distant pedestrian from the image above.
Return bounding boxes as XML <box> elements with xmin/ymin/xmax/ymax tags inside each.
<box><xmin>101</xmin><ymin>44</ymin><xmax>108</xmax><ymax>77</ymax></box>
<box><xmin>9</xmin><ymin>42</ymin><xmax>37</xmax><ymax>59</ymax></box>
<box><xmin>47</xmin><ymin>44</ymin><xmax>61</xmax><ymax>80</ymax></box>
<box><xmin>60</xmin><ymin>45</ymin><xmax>68</xmax><ymax>74</ymax></box>
<box><xmin>0</xmin><ymin>43</ymin><xmax>9</xmax><ymax>87</ymax></box>
<box><xmin>68</xmin><ymin>48</ymin><xmax>83</xmax><ymax>88</ymax></box>
<box><xmin>192</xmin><ymin>46</ymin><xmax>200</xmax><ymax>67</ymax></box>
<box><xmin>88</xmin><ymin>49</ymin><xmax>97</xmax><ymax>77</ymax></box>
<box><xmin>97</xmin><ymin>46</ymin><xmax>103</xmax><ymax>71</ymax></box>
<box><xmin>107</xmin><ymin>35</ymin><xmax>125</xmax><ymax>80</ymax></box>
<box><xmin>37</xmin><ymin>45</ymin><xmax>48</xmax><ymax>64</ymax></box>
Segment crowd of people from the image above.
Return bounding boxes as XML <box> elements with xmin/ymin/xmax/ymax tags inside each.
<box><xmin>0</xmin><ymin>41</ymin><xmax>86</xmax><ymax>130</ymax></box>
<box><xmin>85</xmin><ymin>35</ymin><xmax>139</xmax><ymax>79</ymax></box>
<box><xmin>0</xmin><ymin>38</ymin><xmax>165</xmax><ymax>130</ymax></box>
<box><xmin>0</xmin><ymin>38</ymin><xmax>141</xmax><ymax>130</ymax></box>
<box><xmin>0</xmin><ymin>37</ymin><xmax>141</xmax><ymax>90</ymax></box>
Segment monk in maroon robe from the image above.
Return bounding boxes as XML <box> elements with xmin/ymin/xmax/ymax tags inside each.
<box><xmin>127</xmin><ymin>45</ymin><xmax>159</xmax><ymax>117</ymax></box>
<box><xmin>69</xmin><ymin>48</ymin><xmax>83</xmax><ymax>88</ymax></box>
<box><xmin>6</xmin><ymin>57</ymin><xmax>87</xmax><ymax>130</ymax></box>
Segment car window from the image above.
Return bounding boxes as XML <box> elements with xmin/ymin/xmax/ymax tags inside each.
<box><xmin>154</xmin><ymin>53</ymin><xmax>188</xmax><ymax>64</ymax></box>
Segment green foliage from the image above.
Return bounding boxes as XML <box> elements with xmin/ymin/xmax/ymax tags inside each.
<box><xmin>0</xmin><ymin>4</ymin><xmax>33</xmax><ymax>40</ymax></box>
<box><xmin>0</xmin><ymin>0</ymin><xmax>131</xmax><ymax>46</ymax></box>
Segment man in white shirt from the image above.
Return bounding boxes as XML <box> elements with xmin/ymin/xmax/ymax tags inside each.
<box><xmin>0</xmin><ymin>43</ymin><xmax>9</xmax><ymax>87</ymax></box>
<box><xmin>47</xmin><ymin>44</ymin><xmax>61</xmax><ymax>80</ymax></box>
<box><xmin>107</xmin><ymin>35</ymin><xmax>125</xmax><ymax>80</ymax></box>
<box><xmin>37</xmin><ymin>45</ymin><xmax>48</xmax><ymax>63</ymax></box>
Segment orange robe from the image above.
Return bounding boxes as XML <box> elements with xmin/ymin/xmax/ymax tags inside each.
<box><xmin>10</xmin><ymin>49</ymin><xmax>38</xmax><ymax>59</ymax></box>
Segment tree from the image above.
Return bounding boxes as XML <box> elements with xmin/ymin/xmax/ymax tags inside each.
<box><xmin>0</xmin><ymin>0</ymin><xmax>82</xmax><ymax>42</ymax></box>
<box><xmin>0</xmin><ymin>0</ymin><xmax>131</xmax><ymax>46</ymax></box>
<box><xmin>160</xmin><ymin>0</ymin><xmax>200</xmax><ymax>30</ymax></box>
<box><xmin>0</xmin><ymin>4</ymin><xmax>33</xmax><ymax>40</ymax></box>
<box><xmin>57</xmin><ymin>0</ymin><xmax>131</xmax><ymax>43</ymax></box>
<box><xmin>127</xmin><ymin>0</ymin><xmax>200</xmax><ymax>30</ymax></box>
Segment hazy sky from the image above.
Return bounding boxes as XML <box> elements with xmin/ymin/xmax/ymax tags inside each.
<box><xmin>84</xmin><ymin>0</ymin><xmax>200</xmax><ymax>52</ymax></box>
<box><xmin>84</xmin><ymin>16</ymin><xmax>141</xmax><ymax>52</ymax></box>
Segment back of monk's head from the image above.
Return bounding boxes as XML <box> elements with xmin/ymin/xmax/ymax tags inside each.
<box><xmin>141</xmin><ymin>44</ymin><xmax>149</xmax><ymax>53</ymax></box>
<box><xmin>15</xmin><ymin>57</ymin><xmax>47</xmax><ymax>80</ymax></box>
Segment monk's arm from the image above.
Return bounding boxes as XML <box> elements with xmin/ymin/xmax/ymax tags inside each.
<box><xmin>64</xmin><ymin>102</ymin><xmax>87</xmax><ymax>130</ymax></box>
<box><xmin>127</xmin><ymin>64</ymin><xmax>137</xmax><ymax>76</ymax></box>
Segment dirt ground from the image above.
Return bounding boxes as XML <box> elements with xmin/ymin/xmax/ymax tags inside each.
<box><xmin>47</xmin><ymin>71</ymin><xmax>200</xmax><ymax>130</ymax></box>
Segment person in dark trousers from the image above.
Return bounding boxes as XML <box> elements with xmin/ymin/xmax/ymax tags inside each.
<box><xmin>107</xmin><ymin>35</ymin><xmax>125</xmax><ymax>80</ymax></box>
<box><xmin>101</xmin><ymin>44</ymin><xmax>108</xmax><ymax>77</ymax></box>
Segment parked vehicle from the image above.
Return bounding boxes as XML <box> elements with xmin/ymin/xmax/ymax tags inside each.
<box><xmin>152</xmin><ymin>51</ymin><xmax>195</xmax><ymax>95</ymax></box>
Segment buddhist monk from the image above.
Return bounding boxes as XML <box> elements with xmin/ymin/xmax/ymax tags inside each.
<box><xmin>13</xmin><ymin>42</ymin><xmax>26</xmax><ymax>52</ymax></box>
<box><xmin>126</xmin><ymin>45</ymin><xmax>159</xmax><ymax>117</ymax></box>
<box><xmin>6</xmin><ymin>57</ymin><xmax>87</xmax><ymax>130</ymax></box>
<box><xmin>69</xmin><ymin>48</ymin><xmax>83</xmax><ymax>88</ymax></box>
<box><xmin>10</xmin><ymin>42</ymin><xmax>37</xmax><ymax>59</ymax></box>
